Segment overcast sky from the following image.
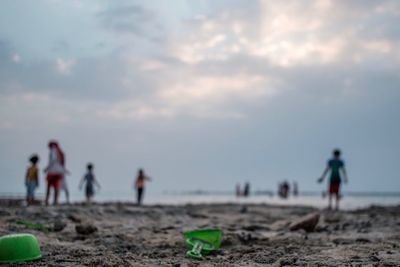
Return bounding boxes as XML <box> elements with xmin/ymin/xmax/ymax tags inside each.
<box><xmin>1</xmin><ymin>0</ymin><xmax>399</xmax><ymax>196</ymax></box>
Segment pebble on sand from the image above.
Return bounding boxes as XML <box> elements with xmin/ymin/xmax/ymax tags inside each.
<box><xmin>289</xmin><ymin>212</ymin><xmax>320</xmax><ymax>232</ymax></box>
<box><xmin>75</xmin><ymin>223</ymin><xmax>98</xmax><ymax>235</ymax></box>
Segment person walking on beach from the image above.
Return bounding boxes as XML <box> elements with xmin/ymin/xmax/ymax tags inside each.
<box><xmin>25</xmin><ymin>154</ymin><xmax>39</xmax><ymax>206</ymax></box>
<box><xmin>243</xmin><ymin>182</ymin><xmax>250</xmax><ymax>197</ymax></box>
<box><xmin>134</xmin><ymin>169</ymin><xmax>151</xmax><ymax>205</ymax></box>
<box><xmin>44</xmin><ymin>141</ymin><xmax>68</xmax><ymax>205</ymax></box>
<box><xmin>79</xmin><ymin>163</ymin><xmax>100</xmax><ymax>204</ymax></box>
<box><xmin>318</xmin><ymin>149</ymin><xmax>348</xmax><ymax>210</ymax></box>
<box><xmin>61</xmin><ymin>172</ymin><xmax>70</xmax><ymax>204</ymax></box>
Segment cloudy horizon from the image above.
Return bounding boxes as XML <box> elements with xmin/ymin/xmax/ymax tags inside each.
<box><xmin>1</xmin><ymin>0</ymin><xmax>399</xmax><ymax>196</ymax></box>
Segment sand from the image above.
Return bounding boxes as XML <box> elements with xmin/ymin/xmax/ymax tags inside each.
<box><xmin>0</xmin><ymin>202</ymin><xmax>399</xmax><ymax>266</ymax></box>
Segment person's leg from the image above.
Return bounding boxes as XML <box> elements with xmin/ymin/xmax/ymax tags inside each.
<box><xmin>328</xmin><ymin>193</ymin><xmax>332</xmax><ymax>210</ymax></box>
<box><xmin>28</xmin><ymin>184</ymin><xmax>34</xmax><ymax>205</ymax></box>
<box><xmin>53</xmin><ymin>188</ymin><xmax>59</xmax><ymax>205</ymax></box>
<box><xmin>45</xmin><ymin>183</ymin><xmax>51</xmax><ymax>206</ymax></box>
<box><xmin>137</xmin><ymin>188</ymin><xmax>143</xmax><ymax>205</ymax></box>
<box><xmin>335</xmin><ymin>192</ymin><xmax>340</xmax><ymax>210</ymax></box>
<box><xmin>62</xmin><ymin>178</ymin><xmax>70</xmax><ymax>204</ymax></box>
<box><xmin>26</xmin><ymin>185</ymin><xmax>30</xmax><ymax>205</ymax></box>
<box><xmin>65</xmin><ymin>187</ymin><xmax>70</xmax><ymax>204</ymax></box>
<box><xmin>335</xmin><ymin>195</ymin><xmax>339</xmax><ymax>210</ymax></box>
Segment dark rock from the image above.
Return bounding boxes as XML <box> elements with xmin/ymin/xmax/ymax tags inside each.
<box><xmin>53</xmin><ymin>220</ymin><xmax>67</xmax><ymax>232</ymax></box>
<box><xmin>237</xmin><ymin>232</ymin><xmax>254</xmax><ymax>243</ymax></box>
<box><xmin>332</xmin><ymin>238</ymin><xmax>353</xmax><ymax>245</ymax></box>
<box><xmin>242</xmin><ymin>225</ymin><xmax>270</xmax><ymax>231</ymax></box>
<box><xmin>68</xmin><ymin>214</ymin><xmax>82</xmax><ymax>223</ymax></box>
<box><xmin>240</xmin><ymin>206</ymin><xmax>247</xmax><ymax>213</ymax></box>
<box><xmin>76</xmin><ymin>223</ymin><xmax>98</xmax><ymax>235</ymax></box>
<box><xmin>289</xmin><ymin>212</ymin><xmax>320</xmax><ymax>232</ymax></box>
<box><xmin>356</xmin><ymin>237</ymin><xmax>371</xmax><ymax>243</ymax></box>
<box><xmin>0</xmin><ymin>209</ymin><xmax>11</xmax><ymax>216</ymax></box>
<box><xmin>369</xmin><ymin>255</ymin><xmax>380</xmax><ymax>262</ymax></box>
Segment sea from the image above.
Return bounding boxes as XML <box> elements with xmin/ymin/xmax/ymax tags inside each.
<box><xmin>1</xmin><ymin>190</ymin><xmax>399</xmax><ymax>210</ymax></box>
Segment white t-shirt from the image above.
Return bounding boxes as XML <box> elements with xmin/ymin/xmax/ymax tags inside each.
<box><xmin>46</xmin><ymin>148</ymin><xmax>65</xmax><ymax>174</ymax></box>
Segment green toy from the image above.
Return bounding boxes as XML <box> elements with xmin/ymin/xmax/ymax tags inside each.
<box><xmin>183</xmin><ymin>229</ymin><xmax>223</xmax><ymax>260</ymax></box>
<box><xmin>0</xmin><ymin>233</ymin><xmax>42</xmax><ymax>263</ymax></box>
<box><xmin>16</xmin><ymin>220</ymin><xmax>50</xmax><ymax>233</ymax></box>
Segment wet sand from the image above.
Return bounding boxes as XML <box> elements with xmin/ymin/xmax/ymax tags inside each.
<box><xmin>0</xmin><ymin>202</ymin><xmax>399</xmax><ymax>266</ymax></box>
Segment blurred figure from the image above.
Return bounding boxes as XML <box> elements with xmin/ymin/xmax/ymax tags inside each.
<box><xmin>79</xmin><ymin>163</ymin><xmax>100</xmax><ymax>204</ymax></box>
<box><xmin>318</xmin><ymin>149</ymin><xmax>348</xmax><ymax>210</ymax></box>
<box><xmin>278</xmin><ymin>181</ymin><xmax>290</xmax><ymax>198</ymax></box>
<box><xmin>135</xmin><ymin>169</ymin><xmax>151</xmax><ymax>205</ymax></box>
<box><xmin>236</xmin><ymin>183</ymin><xmax>241</xmax><ymax>197</ymax></box>
<box><xmin>293</xmin><ymin>181</ymin><xmax>298</xmax><ymax>197</ymax></box>
<box><xmin>44</xmin><ymin>141</ymin><xmax>67</xmax><ymax>205</ymax></box>
<box><xmin>243</xmin><ymin>182</ymin><xmax>250</xmax><ymax>197</ymax></box>
<box><xmin>25</xmin><ymin>154</ymin><xmax>39</xmax><ymax>206</ymax></box>
<box><xmin>61</xmin><ymin>172</ymin><xmax>70</xmax><ymax>204</ymax></box>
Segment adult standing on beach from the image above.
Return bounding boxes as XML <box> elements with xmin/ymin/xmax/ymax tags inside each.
<box><xmin>44</xmin><ymin>141</ymin><xmax>67</xmax><ymax>205</ymax></box>
<box><xmin>318</xmin><ymin>149</ymin><xmax>348</xmax><ymax>210</ymax></box>
<box><xmin>134</xmin><ymin>169</ymin><xmax>151</xmax><ymax>205</ymax></box>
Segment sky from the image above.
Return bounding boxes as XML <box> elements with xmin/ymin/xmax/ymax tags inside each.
<box><xmin>0</xmin><ymin>0</ymin><xmax>399</xmax><ymax>196</ymax></box>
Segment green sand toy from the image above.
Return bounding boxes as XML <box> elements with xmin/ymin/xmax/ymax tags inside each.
<box><xmin>0</xmin><ymin>233</ymin><xmax>42</xmax><ymax>264</ymax></box>
<box><xmin>183</xmin><ymin>229</ymin><xmax>223</xmax><ymax>260</ymax></box>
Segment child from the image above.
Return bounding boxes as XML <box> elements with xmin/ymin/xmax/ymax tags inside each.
<box><xmin>134</xmin><ymin>169</ymin><xmax>151</xmax><ymax>205</ymax></box>
<box><xmin>318</xmin><ymin>149</ymin><xmax>348</xmax><ymax>210</ymax></box>
<box><xmin>44</xmin><ymin>141</ymin><xmax>68</xmax><ymax>205</ymax></box>
<box><xmin>25</xmin><ymin>154</ymin><xmax>39</xmax><ymax>205</ymax></box>
<box><xmin>79</xmin><ymin>163</ymin><xmax>100</xmax><ymax>204</ymax></box>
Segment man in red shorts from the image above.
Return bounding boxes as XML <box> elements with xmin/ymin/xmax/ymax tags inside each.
<box><xmin>44</xmin><ymin>141</ymin><xmax>66</xmax><ymax>205</ymax></box>
<box><xmin>318</xmin><ymin>149</ymin><xmax>348</xmax><ymax>210</ymax></box>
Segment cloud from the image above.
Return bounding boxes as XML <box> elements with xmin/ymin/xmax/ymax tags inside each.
<box><xmin>97</xmin><ymin>3</ymin><xmax>163</xmax><ymax>41</ymax></box>
<box><xmin>171</xmin><ymin>0</ymin><xmax>400</xmax><ymax>68</ymax></box>
<box><xmin>56</xmin><ymin>58</ymin><xmax>75</xmax><ymax>75</ymax></box>
<box><xmin>11</xmin><ymin>53</ymin><xmax>20</xmax><ymax>63</ymax></box>
<box><xmin>1</xmin><ymin>0</ymin><xmax>399</xmax><ymax>122</ymax></box>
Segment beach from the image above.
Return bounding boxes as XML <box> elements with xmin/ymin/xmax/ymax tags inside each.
<box><xmin>0</xmin><ymin>202</ymin><xmax>399</xmax><ymax>266</ymax></box>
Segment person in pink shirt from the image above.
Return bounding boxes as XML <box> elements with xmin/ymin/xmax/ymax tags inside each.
<box><xmin>44</xmin><ymin>141</ymin><xmax>68</xmax><ymax>205</ymax></box>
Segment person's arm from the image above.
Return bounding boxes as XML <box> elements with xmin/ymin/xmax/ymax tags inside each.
<box><xmin>318</xmin><ymin>166</ymin><xmax>329</xmax><ymax>183</ymax></box>
<box><xmin>79</xmin><ymin>176</ymin><xmax>85</xmax><ymax>190</ymax></box>
<box><xmin>341</xmin><ymin>167</ymin><xmax>348</xmax><ymax>183</ymax></box>
<box><xmin>94</xmin><ymin>176</ymin><xmax>101</xmax><ymax>189</ymax></box>
<box><xmin>34</xmin><ymin>168</ymin><xmax>39</xmax><ymax>187</ymax></box>
<box><xmin>146</xmin><ymin>176</ymin><xmax>152</xmax><ymax>182</ymax></box>
<box><xmin>25</xmin><ymin>169</ymin><xmax>29</xmax><ymax>186</ymax></box>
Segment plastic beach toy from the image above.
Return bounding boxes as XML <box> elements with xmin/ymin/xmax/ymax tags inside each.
<box><xmin>183</xmin><ymin>229</ymin><xmax>223</xmax><ymax>260</ymax></box>
<box><xmin>0</xmin><ymin>233</ymin><xmax>42</xmax><ymax>263</ymax></box>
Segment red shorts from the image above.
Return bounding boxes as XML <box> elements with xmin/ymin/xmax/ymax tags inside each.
<box><xmin>47</xmin><ymin>174</ymin><xmax>63</xmax><ymax>190</ymax></box>
<box><xmin>329</xmin><ymin>182</ymin><xmax>340</xmax><ymax>195</ymax></box>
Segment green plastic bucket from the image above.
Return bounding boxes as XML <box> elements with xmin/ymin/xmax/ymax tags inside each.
<box><xmin>0</xmin><ymin>233</ymin><xmax>42</xmax><ymax>263</ymax></box>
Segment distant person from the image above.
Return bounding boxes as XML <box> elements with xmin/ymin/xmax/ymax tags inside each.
<box><xmin>278</xmin><ymin>181</ymin><xmax>290</xmax><ymax>198</ymax></box>
<box><xmin>293</xmin><ymin>181</ymin><xmax>298</xmax><ymax>197</ymax></box>
<box><xmin>79</xmin><ymin>163</ymin><xmax>100</xmax><ymax>204</ymax></box>
<box><xmin>236</xmin><ymin>183</ymin><xmax>241</xmax><ymax>197</ymax></box>
<box><xmin>44</xmin><ymin>141</ymin><xmax>68</xmax><ymax>205</ymax></box>
<box><xmin>318</xmin><ymin>149</ymin><xmax>348</xmax><ymax>210</ymax></box>
<box><xmin>243</xmin><ymin>182</ymin><xmax>250</xmax><ymax>197</ymax></box>
<box><xmin>25</xmin><ymin>154</ymin><xmax>39</xmax><ymax>206</ymax></box>
<box><xmin>61</xmin><ymin>172</ymin><xmax>70</xmax><ymax>204</ymax></box>
<box><xmin>134</xmin><ymin>169</ymin><xmax>151</xmax><ymax>205</ymax></box>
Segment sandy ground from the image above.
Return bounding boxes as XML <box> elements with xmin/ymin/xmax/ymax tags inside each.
<box><xmin>0</xmin><ymin>202</ymin><xmax>399</xmax><ymax>266</ymax></box>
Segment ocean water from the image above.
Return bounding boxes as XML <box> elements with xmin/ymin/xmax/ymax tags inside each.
<box><xmin>1</xmin><ymin>191</ymin><xmax>399</xmax><ymax>210</ymax></box>
<box><xmin>127</xmin><ymin>193</ymin><xmax>400</xmax><ymax>210</ymax></box>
